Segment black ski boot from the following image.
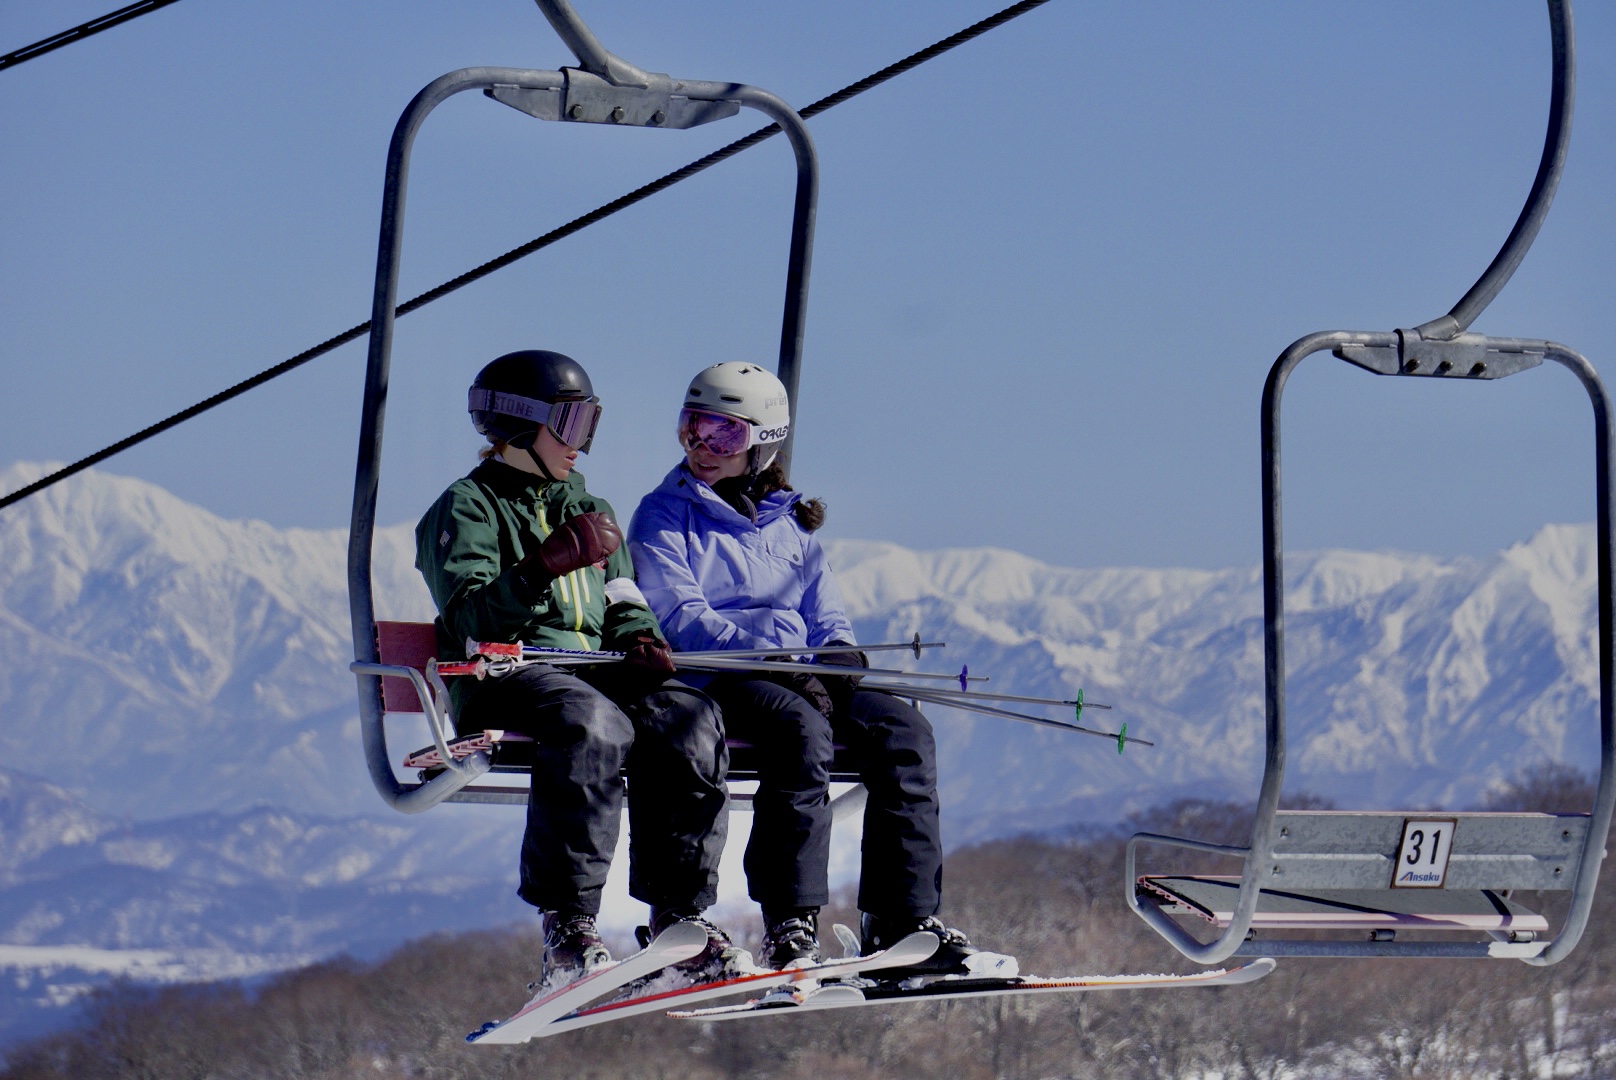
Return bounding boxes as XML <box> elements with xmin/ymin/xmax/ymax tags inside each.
<box><xmin>760</xmin><ymin>909</ymin><xmax>823</xmax><ymax>969</ymax></box>
<box><xmin>538</xmin><ymin>911</ymin><xmax>610</xmax><ymax>990</ymax></box>
<box><xmin>860</xmin><ymin>913</ymin><xmax>1017</xmax><ymax>979</ymax></box>
<box><xmin>649</xmin><ymin>907</ymin><xmax>752</xmax><ymax>983</ymax></box>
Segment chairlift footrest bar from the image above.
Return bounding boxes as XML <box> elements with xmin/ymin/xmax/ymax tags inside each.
<box><xmin>1137</xmin><ymin>875</ymin><xmax>1548</xmax><ymax>933</ymax></box>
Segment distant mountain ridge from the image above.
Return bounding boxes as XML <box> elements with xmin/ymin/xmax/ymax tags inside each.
<box><xmin>1</xmin><ymin>461</ymin><xmax>1600</xmax><ymax>826</ymax></box>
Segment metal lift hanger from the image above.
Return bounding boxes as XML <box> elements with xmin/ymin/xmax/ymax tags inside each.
<box><xmin>346</xmin><ymin>0</ymin><xmax>820</xmax><ymax>814</ymax></box>
<box><xmin>1129</xmin><ymin>0</ymin><xmax>1614</xmax><ymax>965</ymax></box>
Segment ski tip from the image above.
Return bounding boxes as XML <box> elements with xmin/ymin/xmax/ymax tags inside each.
<box><xmin>466</xmin><ymin>1021</ymin><xmax>501</xmax><ymax>1043</ymax></box>
<box><xmin>654</xmin><ymin>918</ymin><xmax>716</xmax><ymax>954</ymax></box>
<box><xmin>865</xmin><ymin>930</ymin><xmax>942</xmax><ymax>971</ymax></box>
<box><xmin>1204</xmin><ymin>957</ymin><xmax>1277</xmax><ymax>986</ymax></box>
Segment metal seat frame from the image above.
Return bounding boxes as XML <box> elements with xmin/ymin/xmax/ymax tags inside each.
<box><xmin>347</xmin><ymin>1</ymin><xmax>821</xmax><ymax>814</ymax></box>
<box><xmin>1128</xmin><ymin>0</ymin><xmax>1615</xmax><ymax>965</ymax></box>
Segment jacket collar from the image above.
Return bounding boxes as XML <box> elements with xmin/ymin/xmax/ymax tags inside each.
<box><xmin>661</xmin><ymin>463</ymin><xmax>798</xmax><ymax>527</ymax></box>
<box><xmin>471</xmin><ymin>457</ymin><xmax>582</xmax><ymax>499</ymax></box>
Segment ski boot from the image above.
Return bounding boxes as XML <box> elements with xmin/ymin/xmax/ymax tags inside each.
<box><xmin>760</xmin><ymin>909</ymin><xmax>823</xmax><ymax>969</ymax></box>
<box><xmin>860</xmin><ymin>913</ymin><xmax>1018</xmax><ymax>980</ymax></box>
<box><xmin>536</xmin><ymin>911</ymin><xmax>611</xmax><ymax>991</ymax></box>
<box><xmin>646</xmin><ymin>907</ymin><xmax>753</xmax><ymax>984</ymax></box>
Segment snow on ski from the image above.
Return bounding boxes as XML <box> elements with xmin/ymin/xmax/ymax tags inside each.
<box><xmin>670</xmin><ymin>957</ymin><xmax>1278</xmax><ymax>1020</ymax></box>
<box><xmin>536</xmin><ymin>931</ymin><xmax>941</xmax><ymax>1037</ymax></box>
<box><xmin>466</xmin><ymin>919</ymin><xmax>709</xmax><ymax>1045</ymax></box>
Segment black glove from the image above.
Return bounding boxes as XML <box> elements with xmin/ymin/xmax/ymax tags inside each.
<box><xmin>623</xmin><ymin>633</ymin><xmax>676</xmax><ymax>675</ymax></box>
<box><xmin>514</xmin><ymin>511</ymin><xmax>622</xmax><ymax>598</ymax></box>
<box><xmin>815</xmin><ymin>646</ymin><xmax>867</xmax><ymax>715</ymax></box>
<box><xmin>769</xmin><ymin>672</ymin><xmax>835</xmax><ymax>719</ymax></box>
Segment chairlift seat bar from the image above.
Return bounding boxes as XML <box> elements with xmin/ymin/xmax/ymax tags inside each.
<box><xmin>1138</xmin><ymin>875</ymin><xmax>1548</xmax><ymax>933</ymax></box>
<box><xmin>1266</xmin><ymin>810</ymin><xmax>1590</xmax><ymax>891</ymax></box>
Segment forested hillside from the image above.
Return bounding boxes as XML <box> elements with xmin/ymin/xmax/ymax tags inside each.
<box><xmin>5</xmin><ymin>771</ymin><xmax>1612</xmax><ymax>1080</ymax></box>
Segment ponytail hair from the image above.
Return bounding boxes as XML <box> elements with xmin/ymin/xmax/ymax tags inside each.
<box><xmin>752</xmin><ymin>461</ymin><xmax>826</xmax><ymax>532</ymax></box>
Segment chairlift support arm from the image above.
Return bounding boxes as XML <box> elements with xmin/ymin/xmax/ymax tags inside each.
<box><xmin>1129</xmin><ymin>0</ymin><xmax>1612</xmax><ymax>966</ymax></box>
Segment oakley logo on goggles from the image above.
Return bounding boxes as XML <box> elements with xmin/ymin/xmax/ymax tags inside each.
<box><xmin>470</xmin><ymin>388</ymin><xmax>602</xmax><ymax>451</ymax></box>
<box><xmin>678</xmin><ymin>408</ymin><xmax>788</xmax><ymax>456</ymax></box>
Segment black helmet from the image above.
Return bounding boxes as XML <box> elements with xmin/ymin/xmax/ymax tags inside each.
<box><xmin>469</xmin><ymin>350</ymin><xmax>600</xmax><ymax>452</ymax></box>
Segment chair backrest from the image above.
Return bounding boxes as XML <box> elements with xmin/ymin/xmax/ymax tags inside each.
<box><xmin>375</xmin><ymin>621</ymin><xmax>439</xmax><ymax>713</ymax></box>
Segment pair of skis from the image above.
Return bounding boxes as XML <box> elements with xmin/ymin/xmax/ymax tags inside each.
<box><xmin>466</xmin><ymin>922</ymin><xmax>1275</xmax><ymax>1043</ymax></box>
<box><xmin>467</xmin><ymin>921</ymin><xmax>941</xmax><ymax>1043</ymax></box>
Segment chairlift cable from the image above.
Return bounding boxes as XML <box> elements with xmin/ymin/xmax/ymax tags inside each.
<box><xmin>0</xmin><ymin>0</ymin><xmax>184</xmax><ymax>73</ymax></box>
<box><xmin>0</xmin><ymin>0</ymin><xmax>1052</xmax><ymax>515</ymax></box>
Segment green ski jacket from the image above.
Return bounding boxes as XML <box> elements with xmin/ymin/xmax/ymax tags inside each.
<box><xmin>415</xmin><ymin>458</ymin><xmax>664</xmax><ymax>718</ymax></box>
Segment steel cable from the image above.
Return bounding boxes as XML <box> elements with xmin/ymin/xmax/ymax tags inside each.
<box><xmin>0</xmin><ymin>0</ymin><xmax>184</xmax><ymax>73</ymax></box>
<box><xmin>0</xmin><ymin>0</ymin><xmax>1051</xmax><ymax>513</ymax></box>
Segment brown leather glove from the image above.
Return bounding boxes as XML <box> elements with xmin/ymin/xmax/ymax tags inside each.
<box><xmin>623</xmin><ymin>633</ymin><xmax>676</xmax><ymax>674</ymax></box>
<box><xmin>514</xmin><ymin>511</ymin><xmax>621</xmax><ymax>598</ymax></box>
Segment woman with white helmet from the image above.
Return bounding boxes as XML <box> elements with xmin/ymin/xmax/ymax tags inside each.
<box><xmin>628</xmin><ymin>361</ymin><xmax>1004</xmax><ymax>975</ymax></box>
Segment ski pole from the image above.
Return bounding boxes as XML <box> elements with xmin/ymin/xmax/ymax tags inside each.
<box><xmin>466</xmin><ymin>637</ymin><xmax>943</xmax><ymax>664</ymax></box>
<box><xmin>896</xmin><ymin>687</ymin><xmax>1152</xmax><ymax>752</ymax></box>
<box><xmin>525</xmin><ymin>648</ymin><xmax>984</xmax><ymax>685</ymax></box>
<box><xmin>857</xmin><ymin>681</ymin><xmax>1111</xmax><ymax>712</ymax></box>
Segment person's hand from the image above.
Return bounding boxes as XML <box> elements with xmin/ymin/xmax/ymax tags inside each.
<box><xmin>789</xmin><ymin>673</ymin><xmax>836</xmax><ymax>719</ymax></box>
<box><xmin>515</xmin><ymin>511</ymin><xmax>621</xmax><ymax>596</ymax></box>
<box><xmin>816</xmin><ymin>646</ymin><xmax>867</xmax><ymax>714</ymax></box>
<box><xmin>623</xmin><ymin>633</ymin><xmax>676</xmax><ymax>674</ymax></box>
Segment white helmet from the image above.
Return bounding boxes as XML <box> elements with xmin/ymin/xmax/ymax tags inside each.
<box><xmin>679</xmin><ymin>362</ymin><xmax>791</xmax><ymax>473</ymax></box>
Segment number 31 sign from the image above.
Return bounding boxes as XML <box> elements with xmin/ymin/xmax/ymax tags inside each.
<box><xmin>1392</xmin><ymin>818</ymin><xmax>1457</xmax><ymax>888</ymax></box>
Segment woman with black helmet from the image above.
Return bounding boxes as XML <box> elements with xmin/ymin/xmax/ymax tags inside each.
<box><xmin>415</xmin><ymin>349</ymin><xmax>741</xmax><ymax>991</ymax></box>
<box><xmin>628</xmin><ymin>362</ymin><xmax>1013</xmax><ymax>978</ymax></box>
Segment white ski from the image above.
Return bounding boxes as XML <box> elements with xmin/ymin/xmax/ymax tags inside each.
<box><xmin>671</xmin><ymin>957</ymin><xmax>1278</xmax><ymax>1020</ymax></box>
<box><xmin>538</xmin><ymin>930</ymin><xmax>941</xmax><ymax>1037</ymax></box>
<box><xmin>466</xmin><ymin>919</ymin><xmax>709</xmax><ymax>1045</ymax></box>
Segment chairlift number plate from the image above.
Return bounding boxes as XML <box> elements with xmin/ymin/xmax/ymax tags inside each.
<box><xmin>1391</xmin><ymin>818</ymin><xmax>1456</xmax><ymax>888</ymax></box>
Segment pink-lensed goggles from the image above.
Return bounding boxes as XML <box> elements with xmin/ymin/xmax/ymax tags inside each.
<box><xmin>678</xmin><ymin>408</ymin><xmax>755</xmax><ymax>456</ymax></box>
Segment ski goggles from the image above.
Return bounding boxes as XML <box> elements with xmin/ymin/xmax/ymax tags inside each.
<box><xmin>678</xmin><ymin>407</ymin><xmax>788</xmax><ymax>456</ymax></box>
<box><xmin>469</xmin><ymin>388</ymin><xmax>603</xmax><ymax>451</ymax></box>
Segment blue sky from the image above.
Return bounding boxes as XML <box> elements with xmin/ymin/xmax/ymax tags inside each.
<box><xmin>4</xmin><ymin>0</ymin><xmax>1614</xmax><ymax>571</ymax></box>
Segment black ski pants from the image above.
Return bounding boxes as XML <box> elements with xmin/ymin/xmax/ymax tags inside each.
<box><xmin>460</xmin><ymin>664</ymin><xmax>728</xmax><ymax>916</ymax></box>
<box><xmin>709</xmin><ymin>678</ymin><xmax>943</xmax><ymax>919</ymax></box>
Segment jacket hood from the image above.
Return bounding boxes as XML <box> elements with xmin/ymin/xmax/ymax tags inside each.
<box><xmin>654</xmin><ymin>463</ymin><xmax>800</xmax><ymax>529</ymax></box>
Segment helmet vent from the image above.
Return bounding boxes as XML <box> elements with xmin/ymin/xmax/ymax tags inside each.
<box><xmin>720</xmin><ymin>394</ymin><xmax>743</xmax><ymax>403</ymax></box>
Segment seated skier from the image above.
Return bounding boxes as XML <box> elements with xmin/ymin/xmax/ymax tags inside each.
<box><xmin>415</xmin><ymin>349</ymin><xmax>743</xmax><ymax>990</ymax></box>
<box><xmin>628</xmin><ymin>361</ymin><xmax>1013</xmax><ymax>976</ymax></box>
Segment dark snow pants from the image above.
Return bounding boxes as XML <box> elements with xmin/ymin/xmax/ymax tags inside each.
<box><xmin>459</xmin><ymin>664</ymin><xmax>728</xmax><ymax>916</ymax></box>
<box><xmin>709</xmin><ymin>678</ymin><xmax>942</xmax><ymax>919</ymax></box>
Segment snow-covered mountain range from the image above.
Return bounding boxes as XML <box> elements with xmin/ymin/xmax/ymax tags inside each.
<box><xmin>0</xmin><ymin>461</ymin><xmax>1602</xmax><ymax>1043</ymax></box>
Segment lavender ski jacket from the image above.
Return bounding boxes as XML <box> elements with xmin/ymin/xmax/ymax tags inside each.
<box><xmin>628</xmin><ymin>464</ymin><xmax>856</xmax><ymax>653</ymax></box>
